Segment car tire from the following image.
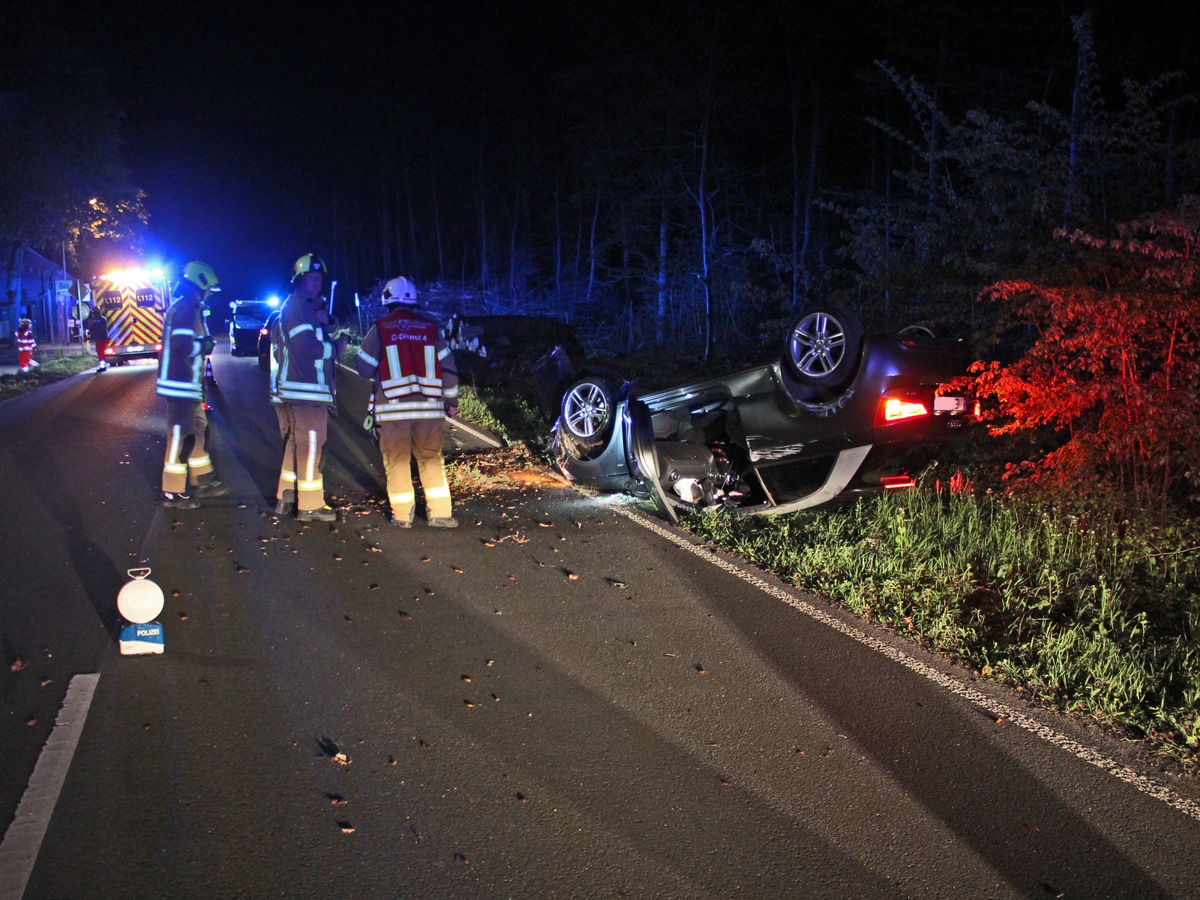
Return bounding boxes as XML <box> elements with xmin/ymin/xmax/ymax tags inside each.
<box><xmin>560</xmin><ymin>377</ymin><xmax>617</xmax><ymax>443</ymax></box>
<box><xmin>782</xmin><ymin>306</ymin><xmax>864</xmax><ymax>388</ymax></box>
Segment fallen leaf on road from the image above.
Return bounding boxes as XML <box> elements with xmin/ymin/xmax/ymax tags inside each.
<box><xmin>453</xmin><ymin>566</ymin><xmax>464</xmax><ymax>574</ymax></box>
<box><xmin>25</xmin><ymin>717</ymin><xmax>37</xmax><ymax>727</ymax></box>
<box><xmin>565</xmin><ymin>571</ymin><xmax>579</xmax><ymax>581</ymax></box>
<box><xmin>332</xmin><ymin>752</ymin><xmax>351</xmax><ymax>766</ymax></box>
<box><xmin>338</xmin><ymin>823</ymin><xmax>355</xmax><ymax>834</ymax></box>
<box><xmin>10</xmin><ymin>658</ymin><xmax>26</xmax><ymax>672</ymax></box>
<box><xmin>328</xmin><ymin>794</ymin><xmax>348</xmax><ymax>806</ymax></box>
<box><xmin>179</xmin><ymin>612</ymin><xmax>188</xmax><ymax>621</ymax></box>
<box><xmin>461</xmin><ymin>675</ymin><xmax>472</xmax><ymax>683</ymax></box>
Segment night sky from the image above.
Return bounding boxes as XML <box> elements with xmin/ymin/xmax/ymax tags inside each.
<box><xmin>27</xmin><ymin>1</ymin><xmax>1200</xmax><ymax>302</ymax></box>
<box><xmin>52</xmin><ymin>1</ymin><xmax>571</xmax><ymax>298</ymax></box>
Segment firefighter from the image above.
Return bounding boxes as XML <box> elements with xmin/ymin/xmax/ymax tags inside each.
<box><xmin>156</xmin><ymin>261</ymin><xmax>228</xmax><ymax>509</ymax></box>
<box><xmin>354</xmin><ymin>276</ymin><xmax>459</xmax><ymax>528</ymax></box>
<box><xmin>86</xmin><ymin>307</ymin><xmax>109</xmax><ymax>371</ymax></box>
<box><xmin>275</xmin><ymin>253</ymin><xmax>345</xmax><ymax>522</ymax></box>
<box><xmin>15</xmin><ymin>318</ymin><xmax>36</xmax><ymax>372</ymax></box>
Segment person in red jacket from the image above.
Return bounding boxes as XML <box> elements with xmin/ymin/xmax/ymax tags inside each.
<box><xmin>86</xmin><ymin>307</ymin><xmax>110</xmax><ymax>371</ymax></box>
<box><xmin>354</xmin><ymin>276</ymin><xmax>459</xmax><ymax>528</ymax></box>
<box><xmin>15</xmin><ymin>318</ymin><xmax>36</xmax><ymax>372</ymax></box>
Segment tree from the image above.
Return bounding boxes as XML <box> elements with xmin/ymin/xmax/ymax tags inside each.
<box><xmin>969</xmin><ymin>205</ymin><xmax>1200</xmax><ymax>509</ymax></box>
<box><xmin>0</xmin><ymin>15</ymin><xmax>145</xmax><ymax>321</ymax></box>
<box><xmin>825</xmin><ymin>12</ymin><xmax>1199</xmax><ymax>338</ymax></box>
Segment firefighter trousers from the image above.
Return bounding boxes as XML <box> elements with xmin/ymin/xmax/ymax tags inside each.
<box><xmin>278</xmin><ymin>402</ymin><xmax>329</xmax><ymax>512</ymax></box>
<box><xmin>377</xmin><ymin>418</ymin><xmax>452</xmax><ymax>523</ymax></box>
<box><xmin>163</xmin><ymin>399</ymin><xmax>215</xmax><ymax>494</ymax></box>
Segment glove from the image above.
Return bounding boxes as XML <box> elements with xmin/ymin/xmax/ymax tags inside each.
<box><xmin>199</xmin><ymin>336</ymin><xmax>215</xmax><ymax>357</ymax></box>
<box><xmin>445</xmin><ymin>401</ymin><xmax>458</xmax><ymax>418</ymax></box>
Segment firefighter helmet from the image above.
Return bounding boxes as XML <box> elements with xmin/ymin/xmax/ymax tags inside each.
<box><xmin>292</xmin><ymin>253</ymin><xmax>328</xmax><ymax>282</ymax></box>
<box><xmin>181</xmin><ymin>261</ymin><xmax>221</xmax><ymax>293</ymax></box>
<box><xmin>382</xmin><ymin>276</ymin><xmax>418</xmax><ymax>305</ymax></box>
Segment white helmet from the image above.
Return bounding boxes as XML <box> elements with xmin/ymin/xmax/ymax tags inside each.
<box><xmin>382</xmin><ymin>276</ymin><xmax>418</xmax><ymax>305</ymax></box>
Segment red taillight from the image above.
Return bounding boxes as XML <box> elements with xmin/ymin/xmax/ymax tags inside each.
<box><xmin>880</xmin><ymin>475</ymin><xmax>917</xmax><ymax>490</ymax></box>
<box><xmin>875</xmin><ymin>394</ymin><xmax>930</xmax><ymax>426</ymax></box>
<box><xmin>103</xmin><ymin>347</ymin><xmax>114</xmax><ymax>357</ymax></box>
<box><xmin>154</xmin><ymin>342</ymin><xmax>163</xmax><ymax>352</ymax></box>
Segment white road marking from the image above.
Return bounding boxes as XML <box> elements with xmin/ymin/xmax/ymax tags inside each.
<box><xmin>617</xmin><ymin>505</ymin><xmax>1200</xmax><ymax>824</ymax></box>
<box><xmin>0</xmin><ymin>673</ymin><xmax>100</xmax><ymax>900</ymax></box>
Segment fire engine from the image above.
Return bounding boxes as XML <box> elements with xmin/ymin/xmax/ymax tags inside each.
<box><xmin>91</xmin><ymin>267</ymin><xmax>170</xmax><ymax>365</ymax></box>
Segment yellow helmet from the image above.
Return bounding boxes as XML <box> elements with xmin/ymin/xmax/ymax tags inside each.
<box><xmin>182</xmin><ymin>261</ymin><xmax>220</xmax><ymax>293</ymax></box>
<box><xmin>292</xmin><ymin>253</ymin><xmax>328</xmax><ymax>282</ymax></box>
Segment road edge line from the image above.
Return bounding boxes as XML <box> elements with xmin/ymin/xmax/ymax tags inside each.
<box><xmin>0</xmin><ymin>673</ymin><xmax>100</xmax><ymax>899</ymax></box>
<box><xmin>617</xmin><ymin>505</ymin><xmax>1200</xmax><ymax>824</ymax></box>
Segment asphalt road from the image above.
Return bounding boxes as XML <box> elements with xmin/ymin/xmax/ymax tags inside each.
<box><xmin>1</xmin><ymin>346</ymin><xmax>1199</xmax><ymax>898</ymax></box>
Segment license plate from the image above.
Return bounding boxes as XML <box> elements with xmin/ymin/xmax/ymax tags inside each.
<box><xmin>934</xmin><ymin>396</ymin><xmax>966</xmax><ymax>413</ymax></box>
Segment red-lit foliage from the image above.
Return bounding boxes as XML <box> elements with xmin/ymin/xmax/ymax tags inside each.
<box><xmin>967</xmin><ymin>207</ymin><xmax>1200</xmax><ymax>508</ymax></box>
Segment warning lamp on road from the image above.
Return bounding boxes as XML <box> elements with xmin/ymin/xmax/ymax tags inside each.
<box><xmin>117</xmin><ymin>568</ymin><xmax>165</xmax><ymax>656</ymax></box>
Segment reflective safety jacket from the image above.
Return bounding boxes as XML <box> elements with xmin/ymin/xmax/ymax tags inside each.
<box><xmin>278</xmin><ymin>293</ymin><xmax>341</xmax><ymax>404</ymax></box>
<box><xmin>155</xmin><ymin>296</ymin><xmax>208</xmax><ymax>401</ymax></box>
<box><xmin>354</xmin><ymin>307</ymin><xmax>458</xmax><ymax>422</ymax></box>
<box><xmin>15</xmin><ymin>326</ymin><xmax>36</xmax><ymax>354</ymax></box>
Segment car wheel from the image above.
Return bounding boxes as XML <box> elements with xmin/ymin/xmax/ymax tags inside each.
<box><xmin>782</xmin><ymin>306</ymin><xmax>864</xmax><ymax>388</ymax></box>
<box><xmin>561</xmin><ymin>377</ymin><xmax>617</xmax><ymax>442</ymax></box>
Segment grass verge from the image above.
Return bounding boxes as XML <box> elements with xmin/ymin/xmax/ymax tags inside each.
<box><xmin>0</xmin><ymin>350</ymin><xmax>100</xmax><ymax>401</ymax></box>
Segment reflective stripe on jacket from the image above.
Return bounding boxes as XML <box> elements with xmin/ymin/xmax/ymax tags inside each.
<box><xmin>354</xmin><ymin>307</ymin><xmax>458</xmax><ymax>421</ymax></box>
<box><xmin>16</xmin><ymin>328</ymin><xmax>36</xmax><ymax>352</ymax></box>
<box><xmin>278</xmin><ymin>293</ymin><xmax>338</xmax><ymax>404</ymax></box>
<box><xmin>155</xmin><ymin>298</ymin><xmax>206</xmax><ymax>401</ymax></box>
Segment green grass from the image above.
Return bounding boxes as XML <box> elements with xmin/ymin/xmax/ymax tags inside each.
<box><xmin>683</xmin><ymin>480</ymin><xmax>1200</xmax><ymax>767</ymax></box>
<box><xmin>456</xmin><ymin>383</ymin><xmax>549</xmax><ymax>447</ymax></box>
<box><xmin>0</xmin><ymin>349</ymin><xmax>99</xmax><ymax>400</ymax></box>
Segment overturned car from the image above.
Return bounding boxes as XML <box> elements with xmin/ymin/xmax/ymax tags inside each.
<box><xmin>551</xmin><ymin>308</ymin><xmax>976</xmax><ymax>523</ymax></box>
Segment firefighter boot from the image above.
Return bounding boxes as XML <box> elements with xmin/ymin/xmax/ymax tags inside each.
<box><xmin>274</xmin><ymin>490</ymin><xmax>295</xmax><ymax>516</ymax></box>
<box><xmin>297</xmin><ymin>506</ymin><xmax>338</xmax><ymax>523</ymax></box>
<box><xmin>193</xmin><ymin>480</ymin><xmax>230</xmax><ymax>499</ymax></box>
<box><xmin>163</xmin><ymin>491</ymin><xmax>200</xmax><ymax>510</ymax></box>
